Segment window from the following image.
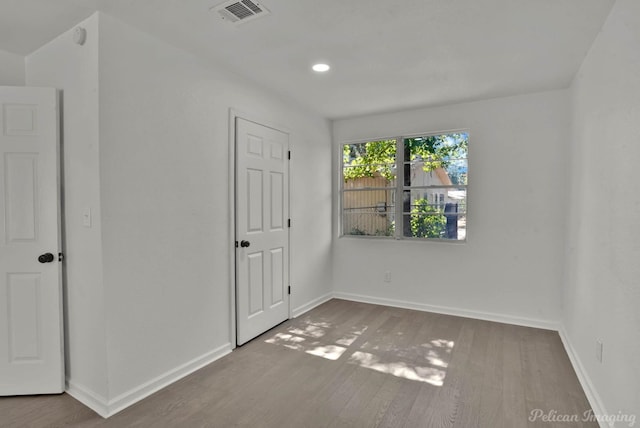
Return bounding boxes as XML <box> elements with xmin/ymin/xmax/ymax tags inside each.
<box><xmin>340</xmin><ymin>132</ymin><xmax>468</xmax><ymax>241</ymax></box>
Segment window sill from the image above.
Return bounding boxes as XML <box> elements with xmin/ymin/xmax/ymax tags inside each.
<box><xmin>338</xmin><ymin>235</ymin><xmax>467</xmax><ymax>244</ymax></box>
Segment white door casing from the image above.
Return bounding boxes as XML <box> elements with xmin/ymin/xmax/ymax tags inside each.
<box><xmin>236</xmin><ymin>118</ymin><xmax>289</xmax><ymax>346</ymax></box>
<box><xmin>0</xmin><ymin>87</ymin><xmax>63</xmax><ymax>395</ymax></box>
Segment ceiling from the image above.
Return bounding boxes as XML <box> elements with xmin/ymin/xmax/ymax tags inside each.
<box><xmin>0</xmin><ymin>0</ymin><xmax>615</xmax><ymax>119</ymax></box>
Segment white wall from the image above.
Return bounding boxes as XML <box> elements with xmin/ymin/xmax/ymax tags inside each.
<box><xmin>333</xmin><ymin>90</ymin><xmax>570</xmax><ymax>327</ymax></box>
<box><xmin>25</xmin><ymin>11</ymin><xmax>332</xmax><ymax>414</ymax></box>
<box><xmin>565</xmin><ymin>0</ymin><xmax>640</xmax><ymax>421</ymax></box>
<box><xmin>97</xmin><ymin>10</ymin><xmax>332</xmax><ymax>404</ymax></box>
<box><xmin>0</xmin><ymin>49</ymin><xmax>25</xmax><ymax>85</ymax></box>
<box><xmin>26</xmin><ymin>14</ymin><xmax>109</xmax><ymax>402</ymax></box>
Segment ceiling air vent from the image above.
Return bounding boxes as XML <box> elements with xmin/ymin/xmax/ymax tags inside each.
<box><xmin>212</xmin><ymin>0</ymin><xmax>270</xmax><ymax>25</ymax></box>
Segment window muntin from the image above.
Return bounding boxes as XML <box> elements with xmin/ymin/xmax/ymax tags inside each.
<box><xmin>340</xmin><ymin>132</ymin><xmax>468</xmax><ymax>241</ymax></box>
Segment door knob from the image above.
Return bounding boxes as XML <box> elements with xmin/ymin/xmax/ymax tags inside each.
<box><xmin>240</xmin><ymin>240</ymin><xmax>251</xmax><ymax>248</ymax></box>
<box><xmin>38</xmin><ymin>253</ymin><xmax>55</xmax><ymax>263</ymax></box>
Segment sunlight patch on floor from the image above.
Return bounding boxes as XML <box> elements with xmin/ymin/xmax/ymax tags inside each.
<box><xmin>306</xmin><ymin>345</ymin><xmax>347</xmax><ymax>360</ymax></box>
<box><xmin>348</xmin><ymin>351</ymin><xmax>447</xmax><ymax>386</ymax></box>
<box><xmin>265</xmin><ymin>332</ymin><xmax>306</xmax><ymax>351</ymax></box>
<box><xmin>264</xmin><ymin>315</ymin><xmax>454</xmax><ymax>384</ymax></box>
<box><xmin>288</xmin><ymin>323</ymin><xmax>327</xmax><ymax>339</ymax></box>
<box><xmin>335</xmin><ymin>328</ymin><xmax>365</xmax><ymax>346</ymax></box>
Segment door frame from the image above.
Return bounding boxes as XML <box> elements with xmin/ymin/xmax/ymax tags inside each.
<box><xmin>227</xmin><ymin>109</ymin><xmax>292</xmax><ymax>348</ymax></box>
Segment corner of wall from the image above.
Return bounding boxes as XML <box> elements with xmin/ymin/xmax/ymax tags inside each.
<box><xmin>558</xmin><ymin>327</ymin><xmax>610</xmax><ymax>426</ymax></box>
<box><xmin>0</xmin><ymin>49</ymin><xmax>26</xmax><ymax>86</ymax></box>
<box><xmin>561</xmin><ymin>0</ymin><xmax>640</xmax><ymax>424</ymax></box>
<box><xmin>25</xmin><ymin>10</ymin><xmax>109</xmax><ymax>404</ymax></box>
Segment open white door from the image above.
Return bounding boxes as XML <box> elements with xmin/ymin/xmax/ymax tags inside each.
<box><xmin>236</xmin><ymin>117</ymin><xmax>289</xmax><ymax>346</ymax></box>
<box><xmin>0</xmin><ymin>87</ymin><xmax>63</xmax><ymax>395</ymax></box>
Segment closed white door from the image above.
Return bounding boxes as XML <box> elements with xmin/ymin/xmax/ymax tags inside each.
<box><xmin>0</xmin><ymin>87</ymin><xmax>63</xmax><ymax>395</ymax></box>
<box><xmin>236</xmin><ymin>118</ymin><xmax>289</xmax><ymax>346</ymax></box>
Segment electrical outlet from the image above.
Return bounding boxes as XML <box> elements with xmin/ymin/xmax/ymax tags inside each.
<box><xmin>384</xmin><ymin>271</ymin><xmax>391</xmax><ymax>283</ymax></box>
<box><xmin>596</xmin><ymin>340</ymin><xmax>603</xmax><ymax>363</ymax></box>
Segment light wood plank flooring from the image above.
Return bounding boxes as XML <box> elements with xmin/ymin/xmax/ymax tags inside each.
<box><xmin>0</xmin><ymin>299</ymin><xmax>596</xmax><ymax>427</ymax></box>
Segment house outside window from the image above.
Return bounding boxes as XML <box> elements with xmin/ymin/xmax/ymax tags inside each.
<box><xmin>340</xmin><ymin>132</ymin><xmax>468</xmax><ymax>241</ymax></box>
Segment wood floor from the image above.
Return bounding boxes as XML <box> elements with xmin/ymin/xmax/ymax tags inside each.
<box><xmin>1</xmin><ymin>299</ymin><xmax>596</xmax><ymax>428</ymax></box>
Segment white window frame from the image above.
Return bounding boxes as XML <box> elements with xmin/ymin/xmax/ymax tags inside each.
<box><xmin>339</xmin><ymin>130</ymin><xmax>469</xmax><ymax>242</ymax></box>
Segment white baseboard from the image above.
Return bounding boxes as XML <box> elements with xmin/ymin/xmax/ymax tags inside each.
<box><xmin>292</xmin><ymin>292</ymin><xmax>333</xmax><ymax>318</ymax></box>
<box><xmin>65</xmin><ymin>379</ymin><xmax>110</xmax><ymax>418</ymax></box>
<box><xmin>333</xmin><ymin>292</ymin><xmax>560</xmax><ymax>331</ymax></box>
<box><xmin>106</xmin><ymin>343</ymin><xmax>232</xmax><ymax>417</ymax></box>
<box><xmin>66</xmin><ymin>343</ymin><xmax>233</xmax><ymax>418</ymax></box>
<box><xmin>558</xmin><ymin>327</ymin><xmax>610</xmax><ymax>428</ymax></box>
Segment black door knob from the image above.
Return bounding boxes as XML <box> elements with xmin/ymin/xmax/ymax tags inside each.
<box><xmin>38</xmin><ymin>253</ymin><xmax>55</xmax><ymax>263</ymax></box>
<box><xmin>240</xmin><ymin>240</ymin><xmax>251</xmax><ymax>248</ymax></box>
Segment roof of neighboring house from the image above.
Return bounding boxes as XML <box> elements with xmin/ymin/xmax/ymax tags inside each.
<box><xmin>434</xmin><ymin>167</ymin><xmax>453</xmax><ymax>186</ymax></box>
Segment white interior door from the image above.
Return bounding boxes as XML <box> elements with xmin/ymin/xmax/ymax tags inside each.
<box><xmin>0</xmin><ymin>86</ymin><xmax>63</xmax><ymax>395</ymax></box>
<box><xmin>236</xmin><ymin>117</ymin><xmax>289</xmax><ymax>346</ymax></box>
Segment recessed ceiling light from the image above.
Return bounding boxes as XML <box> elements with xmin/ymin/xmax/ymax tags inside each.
<box><xmin>312</xmin><ymin>63</ymin><xmax>330</xmax><ymax>72</ymax></box>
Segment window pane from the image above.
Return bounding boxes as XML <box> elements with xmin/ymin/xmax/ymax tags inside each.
<box><xmin>343</xmin><ymin>140</ymin><xmax>396</xmax><ymax>184</ymax></box>
<box><xmin>402</xmin><ymin>188</ymin><xmax>466</xmax><ymax>240</ymax></box>
<box><xmin>403</xmin><ymin>133</ymin><xmax>468</xmax><ymax>187</ymax></box>
<box><xmin>343</xmin><ymin>174</ymin><xmax>396</xmax><ymax>190</ymax></box>
<box><xmin>403</xmin><ymin>188</ymin><xmax>467</xmax><ymax>212</ymax></box>
<box><xmin>342</xmin><ymin>190</ymin><xmax>395</xmax><ymax>237</ymax></box>
<box><xmin>343</xmin><ymin>212</ymin><xmax>395</xmax><ymax>236</ymax></box>
<box><xmin>404</xmin><ymin>133</ymin><xmax>468</xmax><ymax>161</ymax></box>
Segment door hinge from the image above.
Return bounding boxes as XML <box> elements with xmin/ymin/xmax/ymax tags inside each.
<box><xmin>288</xmin><ymin>150</ymin><xmax>291</xmax><ymax>160</ymax></box>
<box><xmin>235</xmin><ymin>241</ymin><xmax>238</xmax><ymax>248</ymax></box>
<box><xmin>288</xmin><ymin>286</ymin><xmax>291</xmax><ymax>295</ymax></box>
<box><xmin>58</xmin><ymin>252</ymin><xmax>64</xmax><ymax>262</ymax></box>
<box><xmin>288</xmin><ymin>219</ymin><xmax>291</xmax><ymax>228</ymax></box>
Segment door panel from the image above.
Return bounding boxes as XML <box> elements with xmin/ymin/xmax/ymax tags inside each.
<box><xmin>5</xmin><ymin>154</ymin><xmax>38</xmax><ymax>241</ymax></box>
<box><xmin>7</xmin><ymin>273</ymin><xmax>42</xmax><ymax>362</ymax></box>
<box><xmin>236</xmin><ymin>118</ymin><xmax>289</xmax><ymax>345</ymax></box>
<box><xmin>247</xmin><ymin>169</ymin><xmax>263</xmax><ymax>233</ymax></box>
<box><xmin>270</xmin><ymin>172</ymin><xmax>284</xmax><ymax>230</ymax></box>
<box><xmin>248</xmin><ymin>251</ymin><xmax>264</xmax><ymax>316</ymax></box>
<box><xmin>270</xmin><ymin>248</ymin><xmax>284</xmax><ymax>306</ymax></box>
<box><xmin>0</xmin><ymin>86</ymin><xmax>63</xmax><ymax>395</ymax></box>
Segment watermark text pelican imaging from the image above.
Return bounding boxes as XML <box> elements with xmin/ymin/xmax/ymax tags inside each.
<box><xmin>529</xmin><ymin>409</ymin><xmax>636</xmax><ymax>426</ymax></box>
